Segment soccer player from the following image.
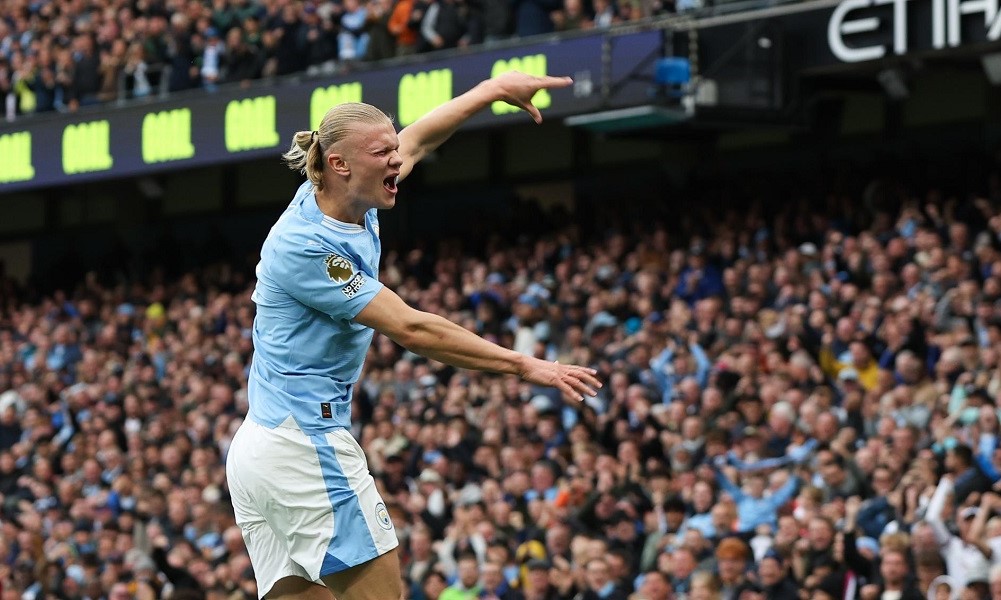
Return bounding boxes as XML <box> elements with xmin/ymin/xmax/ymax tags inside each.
<box><xmin>226</xmin><ymin>71</ymin><xmax>600</xmax><ymax>600</ymax></box>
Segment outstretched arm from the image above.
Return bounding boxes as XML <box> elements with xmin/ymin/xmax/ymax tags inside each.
<box><xmin>355</xmin><ymin>287</ymin><xmax>600</xmax><ymax>401</ymax></box>
<box><xmin>396</xmin><ymin>71</ymin><xmax>572</xmax><ymax>182</ymax></box>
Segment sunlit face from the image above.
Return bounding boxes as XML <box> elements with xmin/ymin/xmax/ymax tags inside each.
<box><xmin>336</xmin><ymin>120</ymin><xmax>402</xmax><ymax>213</ymax></box>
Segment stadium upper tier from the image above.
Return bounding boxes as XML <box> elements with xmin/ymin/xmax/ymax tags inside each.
<box><xmin>0</xmin><ymin>0</ymin><xmax>806</xmax><ymax>121</ymax></box>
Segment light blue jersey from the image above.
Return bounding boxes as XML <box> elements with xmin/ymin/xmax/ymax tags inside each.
<box><xmin>248</xmin><ymin>181</ymin><xmax>384</xmax><ymax>434</ymax></box>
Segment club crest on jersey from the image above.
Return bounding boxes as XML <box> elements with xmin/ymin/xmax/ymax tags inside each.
<box><xmin>375</xmin><ymin>502</ymin><xmax>393</xmax><ymax>530</ymax></box>
<box><xmin>324</xmin><ymin>254</ymin><xmax>354</xmax><ymax>284</ymax></box>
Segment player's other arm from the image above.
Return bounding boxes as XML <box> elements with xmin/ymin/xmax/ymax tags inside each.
<box><xmin>395</xmin><ymin>71</ymin><xmax>572</xmax><ymax>182</ymax></box>
<box><xmin>354</xmin><ymin>287</ymin><xmax>600</xmax><ymax>401</ymax></box>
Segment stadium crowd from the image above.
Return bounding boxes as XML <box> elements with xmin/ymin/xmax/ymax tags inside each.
<box><xmin>7</xmin><ymin>185</ymin><xmax>1001</xmax><ymax>600</ymax></box>
<box><xmin>0</xmin><ymin>0</ymin><xmax>671</xmax><ymax>120</ymax></box>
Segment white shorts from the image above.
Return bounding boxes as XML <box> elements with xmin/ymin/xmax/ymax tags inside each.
<box><xmin>226</xmin><ymin>417</ymin><xmax>399</xmax><ymax>597</ymax></box>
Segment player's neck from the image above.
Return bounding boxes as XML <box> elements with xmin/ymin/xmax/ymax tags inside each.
<box><xmin>314</xmin><ymin>188</ymin><xmax>366</xmax><ymax>226</ymax></box>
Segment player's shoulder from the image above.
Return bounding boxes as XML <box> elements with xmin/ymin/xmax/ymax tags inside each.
<box><xmin>271</xmin><ymin>220</ymin><xmax>361</xmax><ymax>268</ymax></box>
<box><xmin>267</xmin><ymin>182</ymin><xmax>333</xmax><ymax>248</ymax></box>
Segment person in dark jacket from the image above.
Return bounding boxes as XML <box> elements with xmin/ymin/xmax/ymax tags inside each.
<box><xmin>166</xmin><ymin>13</ymin><xmax>198</xmax><ymax>92</ymax></box>
<box><xmin>580</xmin><ymin>557</ymin><xmax>627</xmax><ymax>600</ymax></box>
<box><xmin>69</xmin><ymin>34</ymin><xmax>101</xmax><ymax>107</ymax></box>
<box><xmin>223</xmin><ymin>27</ymin><xmax>264</xmax><ymax>83</ymax></box>
<box><xmin>756</xmin><ymin>550</ymin><xmax>798</xmax><ymax>600</ymax></box>
<box><xmin>509</xmin><ymin>0</ymin><xmax>560</xmax><ymax>37</ymax></box>
<box><xmin>480</xmin><ymin>560</ymin><xmax>524</xmax><ymax>600</ymax></box>
<box><xmin>858</xmin><ymin>548</ymin><xmax>924</xmax><ymax>600</ymax></box>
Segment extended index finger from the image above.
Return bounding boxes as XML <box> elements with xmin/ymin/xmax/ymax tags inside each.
<box><xmin>536</xmin><ymin>75</ymin><xmax>574</xmax><ymax>88</ymax></box>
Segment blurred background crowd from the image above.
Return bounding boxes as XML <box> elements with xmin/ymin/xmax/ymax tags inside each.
<box><xmin>0</xmin><ymin>0</ymin><xmax>674</xmax><ymax>120</ymax></box>
<box><xmin>7</xmin><ymin>170</ymin><xmax>1001</xmax><ymax>600</ymax></box>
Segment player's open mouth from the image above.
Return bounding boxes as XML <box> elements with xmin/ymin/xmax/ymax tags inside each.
<box><xmin>383</xmin><ymin>175</ymin><xmax>398</xmax><ymax>194</ymax></box>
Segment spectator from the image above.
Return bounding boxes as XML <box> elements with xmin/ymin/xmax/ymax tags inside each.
<box><xmin>480</xmin><ymin>560</ymin><xmax>523</xmax><ymax>600</ymax></box>
<box><xmin>711</xmin><ymin>465</ymin><xmax>799</xmax><ymax>533</ymax></box>
<box><xmin>366</xmin><ymin>0</ymin><xmax>397</xmax><ymax>60</ymax></box>
<box><xmin>69</xmin><ymin>33</ymin><xmax>101</xmax><ymax>108</ymax></box>
<box><xmin>859</xmin><ymin>547</ymin><xmax>924</xmax><ymax>600</ymax></box>
<box><xmin>223</xmin><ymin>27</ymin><xmax>264</xmax><ymax>84</ymax></box>
<box><xmin>480</xmin><ymin>0</ymin><xmax>512</xmax><ymax>41</ymax></box>
<box><xmin>199</xmin><ymin>27</ymin><xmax>226</xmax><ymax>91</ymax></box>
<box><xmin>420</xmin><ymin>0</ymin><xmax>471</xmax><ymax>51</ymax></box>
<box><xmin>581</xmin><ymin>557</ymin><xmax>627</xmax><ymax>600</ymax></box>
<box><xmin>166</xmin><ymin>13</ymin><xmax>198</xmax><ymax>92</ymax></box>
<box><xmin>509</xmin><ymin>0</ymin><xmax>560</xmax><ymax>37</ymax></box>
<box><xmin>10</xmin><ymin>169</ymin><xmax>1001</xmax><ymax>600</ymax></box>
<box><xmin>302</xmin><ymin>4</ymin><xmax>338</xmax><ymax>75</ymax></box>
<box><xmin>123</xmin><ymin>42</ymin><xmax>152</xmax><ymax>98</ymax></box>
<box><xmin>388</xmin><ymin>0</ymin><xmax>420</xmax><ymax>56</ymax></box>
<box><xmin>440</xmin><ymin>553</ymin><xmax>482</xmax><ymax>600</ymax></box>
<box><xmin>713</xmin><ymin>537</ymin><xmax>752</xmax><ymax>600</ymax></box>
<box><xmin>339</xmin><ymin>0</ymin><xmax>370</xmax><ymax>61</ymax></box>
<box><xmin>592</xmin><ymin>0</ymin><xmax>618</xmax><ymax>28</ymax></box>
<box><xmin>554</xmin><ymin>0</ymin><xmax>591</xmax><ymax>31</ymax></box>
<box><xmin>756</xmin><ymin>550</ymin><xmax>797</xmax><ymax>600</ymax></box>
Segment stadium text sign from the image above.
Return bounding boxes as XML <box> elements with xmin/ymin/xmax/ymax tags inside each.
<box><xmin>397</xmin><ymin>69</ymin><xmax>454</xmax><ymax>126</ymax></box>
<box><xmin>63</xmin><ymin>120</ymin><xmax>113</xmax><ymax>175</ymax></box>
<box><xmin>225</xmin><ymin>96</ymin><xmax>281</xmax><ymax>152</ymax></box>
<box><xmin>828</xmin><ymin>0</ymin><xmax>1001</xmax><ymax>62</ymax></box>
<box><xmin>310</xmin><ymin>82</ymin><xmax>363</xmax><ymax>130</ymax></box>
<box><xmin>491</xmin><ymin>54</ymin><xmax>551</xmax><ymax>116</ymax></box>
<box><xmin>143</xmin><ymin>109</ymin><xmax>195</xmax><ymax>164</ymax></box>
<box><xmin>0</xmin><ymin>132</ymin><xmax>34</xmax><ymax>184</ymax></box>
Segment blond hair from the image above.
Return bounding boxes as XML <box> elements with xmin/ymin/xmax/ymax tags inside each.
<box><xmin>282</xmin><ymin>103</ymin><xmax>393</xmax><ymax>191</ymax></box>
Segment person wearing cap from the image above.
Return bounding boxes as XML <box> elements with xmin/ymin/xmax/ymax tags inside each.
<box><xmin>522</xmin><ymin>559</ymin><xmax>559</xmax><ymax>600</ymax></box>
<box><xmin>225</xmin><ymin>71</ymin><xmax>599</xmax><ymax>600</ymax></box>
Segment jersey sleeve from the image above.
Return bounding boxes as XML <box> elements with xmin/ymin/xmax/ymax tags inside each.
<box><xmin>268</xmin><ymin>235</ymin><xmax>384</xmax><ymax>321</ymax></box>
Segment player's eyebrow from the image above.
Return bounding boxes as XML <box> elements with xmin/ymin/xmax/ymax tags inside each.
<box><xmin>368</xmin><ymin>143</ymin><xmax>399</xmax><ymax>154</ymax></box>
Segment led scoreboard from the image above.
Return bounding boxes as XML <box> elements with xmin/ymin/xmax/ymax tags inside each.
<box><xmin>0</xmin><ymin>32</ymin><xmax>665</xmax><ymax>193</ymax></box>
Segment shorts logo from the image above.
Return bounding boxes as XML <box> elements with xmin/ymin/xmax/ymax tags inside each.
<box><xmin>342</xmin><ymin>273</ymin><xmax>365</xmax><ymax>299</ymax></box>
<box><xmin>325</xmin><ymin>254</ymin><xmax>354</xmax><ymax>284</ymax></box>
<box><xmin>375</xmin><ymin>502</ymin><xmax>393</xmax><ymax>530</ymax></box>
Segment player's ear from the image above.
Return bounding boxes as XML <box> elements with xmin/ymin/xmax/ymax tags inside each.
<box><xmin>328</xmin><ymin>152</ymin><xmax>350</xmax><ymax>176</ymax></box>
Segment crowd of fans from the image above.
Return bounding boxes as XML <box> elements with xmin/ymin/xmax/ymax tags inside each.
<box><xmin>0</xmin><ymin>0</ymin><xmax>676</xmax><ymax>121</ymax></box>
<box><xmin>8</xmin><ymin>181</ymin><xmax>1001</xmax><ymax>600</ymax></box>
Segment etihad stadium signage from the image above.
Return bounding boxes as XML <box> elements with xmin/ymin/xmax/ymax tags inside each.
<box><xmin>828</xmin><ymin>0</ymin><xmax>1001</xmax><ymax>62</ymax></box>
